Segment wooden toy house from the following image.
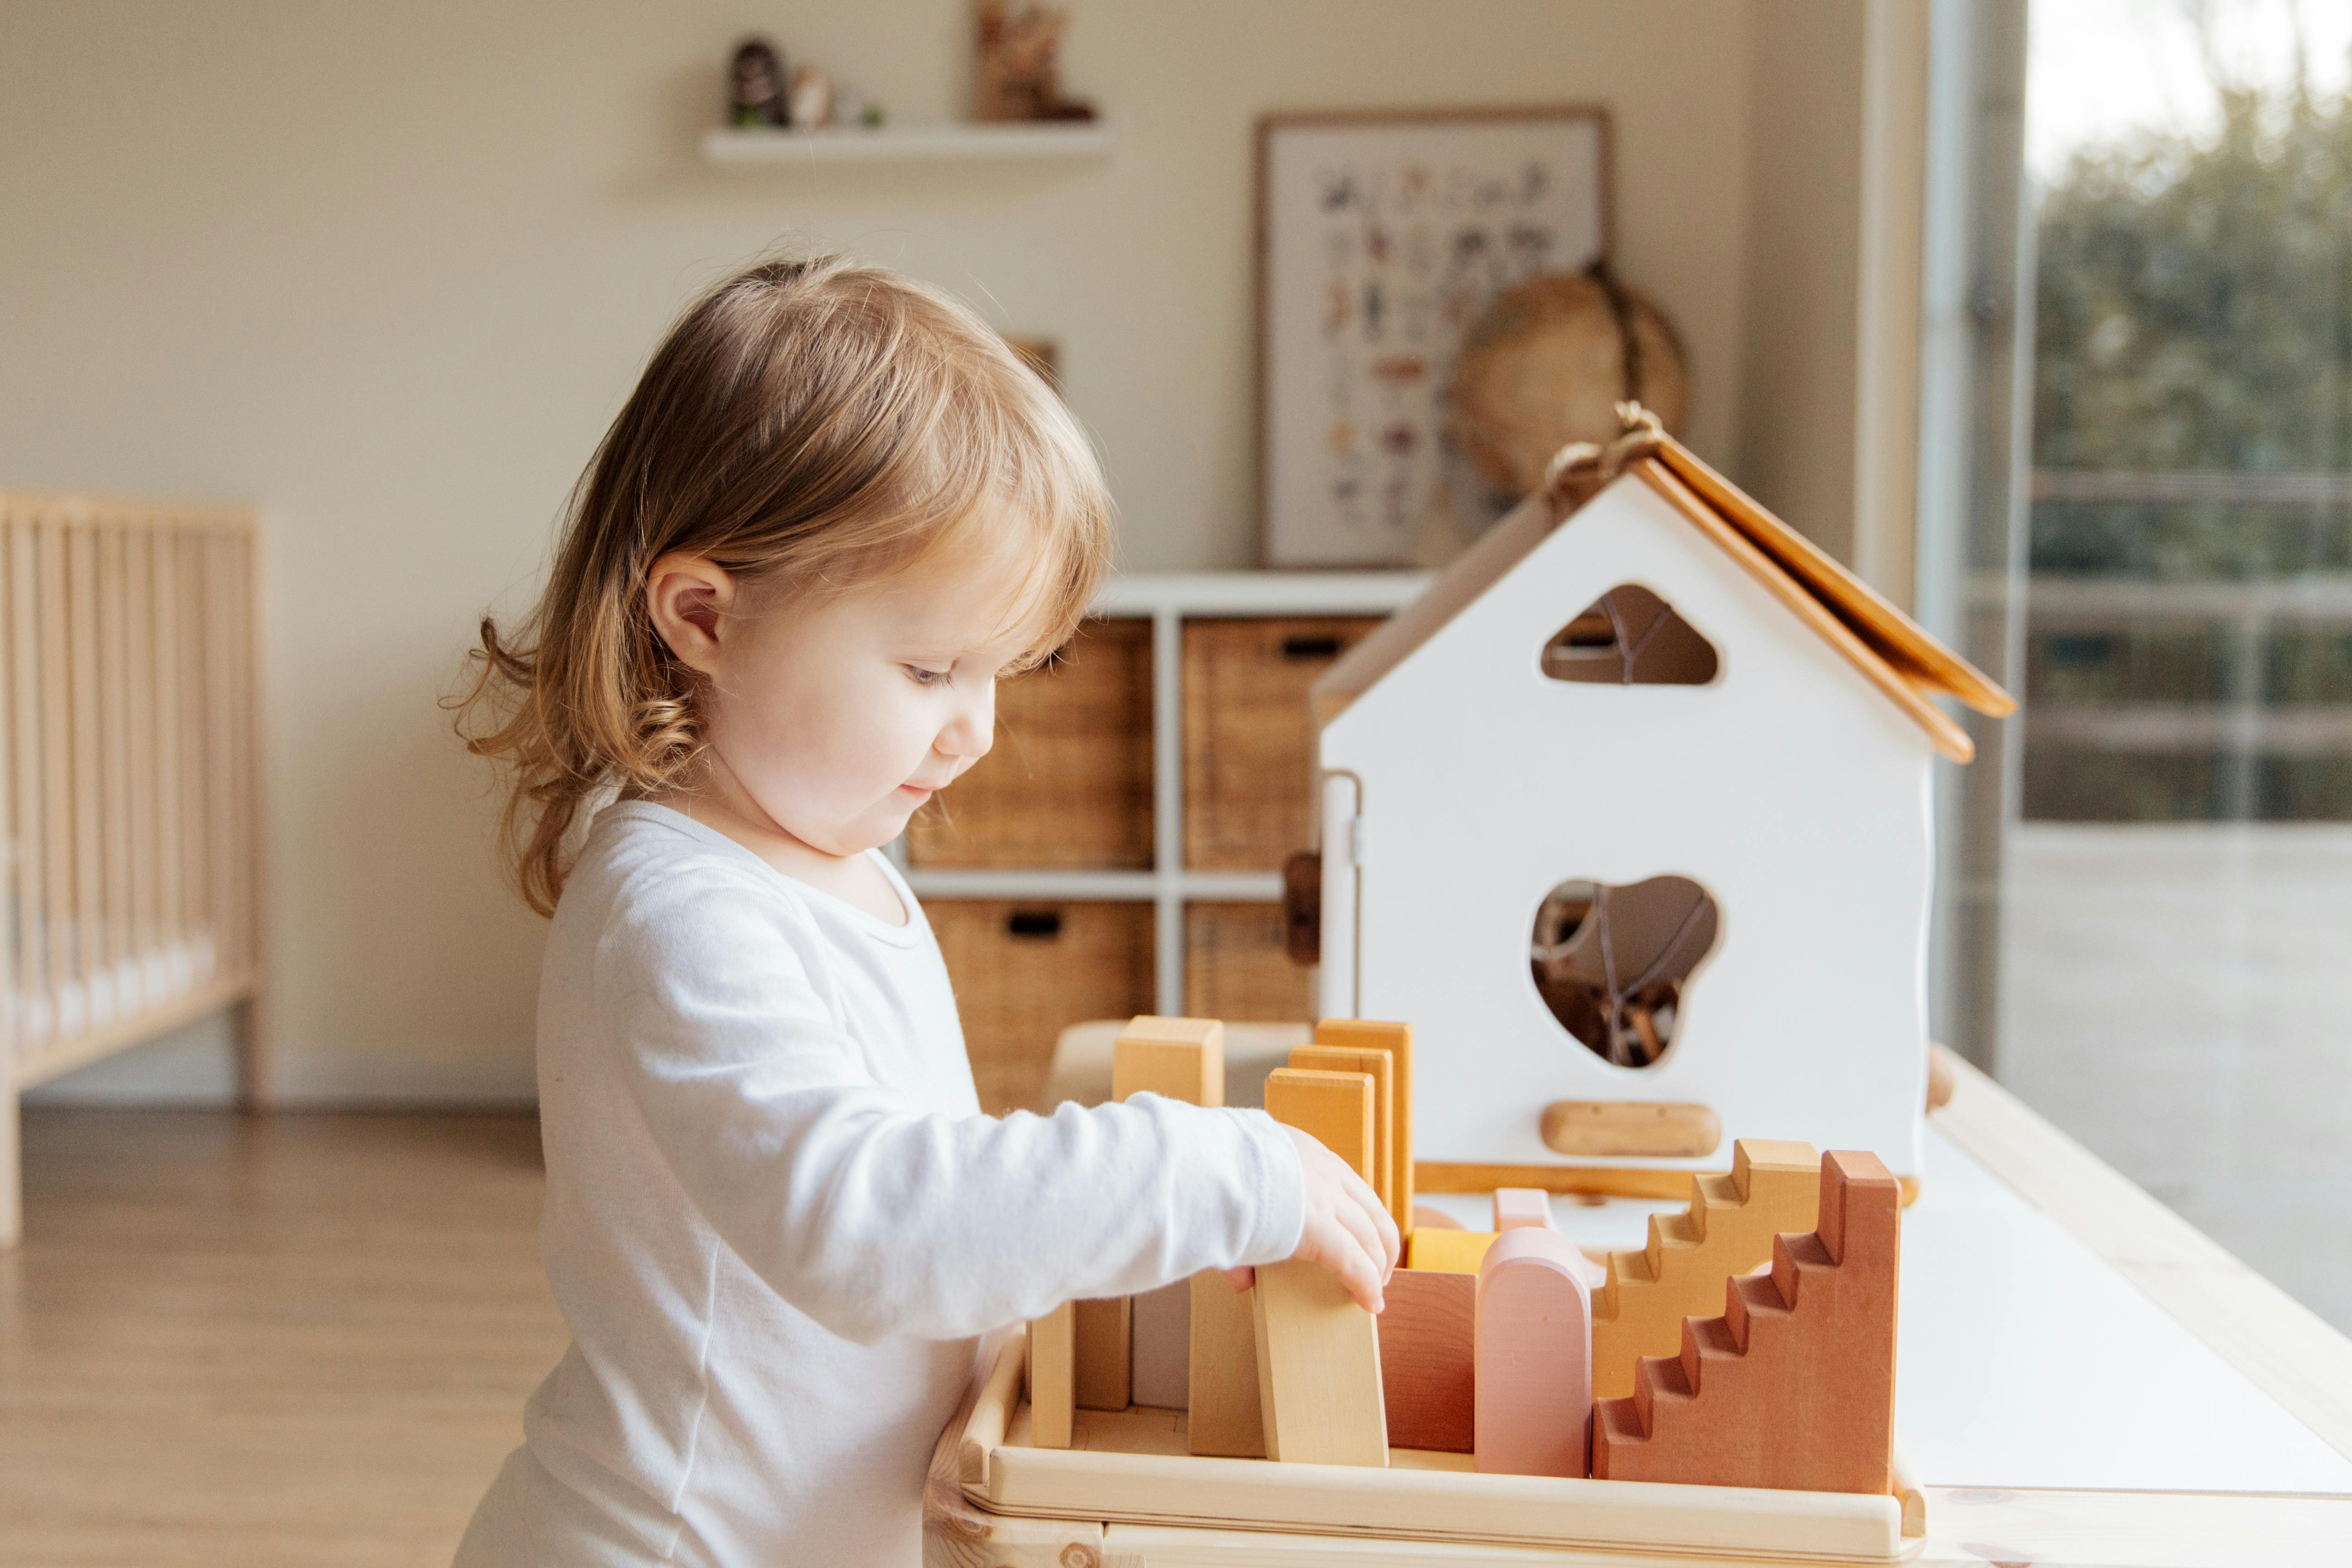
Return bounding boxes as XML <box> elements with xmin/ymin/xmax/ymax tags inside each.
<box><xmin>1308</xmin><ymin>420</ymin><xmax>2012</xmax><ymax>1186</ymax></box>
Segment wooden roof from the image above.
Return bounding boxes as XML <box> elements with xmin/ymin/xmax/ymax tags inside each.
<box><xmin>1311</xmin><ymin>431</ymin><xmax>2016</xmax><ymax>764</ymax></box>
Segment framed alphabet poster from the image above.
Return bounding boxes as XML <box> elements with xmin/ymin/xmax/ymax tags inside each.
<box><xmin>1256</xmin><ymin>106</ymin><xmax>1612</xmax><ymax>567</ymax></box>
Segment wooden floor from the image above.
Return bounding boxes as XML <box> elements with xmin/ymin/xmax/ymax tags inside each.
<box><xmin>0</xmin><ymin>1109</ymin><xmax>565</xmax><ymax>1567</ymax></box>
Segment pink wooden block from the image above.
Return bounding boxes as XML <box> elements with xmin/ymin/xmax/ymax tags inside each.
<box><xmin>1474</xmin><ymin>1227</ymin><xmax>1593</xmax><ymax>1478</ymax></box>
<box><xmin>1491</xmin><ymin>1187</ymin><xmax>1556</xmax><ymax>1233</ymax></box>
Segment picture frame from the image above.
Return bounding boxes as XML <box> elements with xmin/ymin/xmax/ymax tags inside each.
<box><xmin>1255</xmin><ymin>105</ymin><xmax>1614</xmax><ymax>568</ymax></box>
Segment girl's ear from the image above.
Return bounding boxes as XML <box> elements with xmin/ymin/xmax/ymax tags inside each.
<box><xmin>646</xmin><ymin>553</ymin><xmax>737</xmax><ymax>675</ymax></box>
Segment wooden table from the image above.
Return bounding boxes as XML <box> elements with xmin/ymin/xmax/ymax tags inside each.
<box><xmin>923</xmin><ymin>1053</ymin><xmax>2352</xmax><ymax>1566</ymax></box>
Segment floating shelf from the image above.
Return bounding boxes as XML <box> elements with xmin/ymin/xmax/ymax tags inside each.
<box><xmin>702</xmin><ymin>122</ymin><xmax>1114</xmax><ymax>164</ymax></box>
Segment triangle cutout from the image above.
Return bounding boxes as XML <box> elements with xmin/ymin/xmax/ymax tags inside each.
<box><xmin>1543</xmin><ymin>584</ymin><xmax>1719</xmax><ymax>686</ymax></box>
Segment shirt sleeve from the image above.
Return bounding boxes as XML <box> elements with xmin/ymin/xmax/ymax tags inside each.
<box><xmin>594</xmin><ymin>872</ymin><xmax>1307</xmax><ymax>1345</ymax></box>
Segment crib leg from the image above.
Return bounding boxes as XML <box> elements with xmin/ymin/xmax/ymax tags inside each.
<box><xmin>235</xmin><ymin>992</ymin><xmax>273</xmax><ymax>1111</ymax></box>
<box><xmin>1</xmin><ymin>1075</ymin><xmax>21</xmax><ymax>1249</ymax></box>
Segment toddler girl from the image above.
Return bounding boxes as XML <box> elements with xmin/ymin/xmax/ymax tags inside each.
<box><xmin>450</xmin><ymin>255</ymin><xmax>1396</xmax><ymax>1567</ymax></box>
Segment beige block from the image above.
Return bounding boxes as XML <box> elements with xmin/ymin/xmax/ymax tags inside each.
<box><xmin>1028</xmin><ymin>1300</ymin><xmax>1076</xmax><ymax>1448</ymax></box>
<box><xmin>1251</xmin><ymin>1259</ymin><xmax>1389</xmax><ymax>1467</ymax></box>
<box><xmin>1186</xmin><ymin>1270</ymin><xmax>1264</xmax><ymax>1457</ymax></box>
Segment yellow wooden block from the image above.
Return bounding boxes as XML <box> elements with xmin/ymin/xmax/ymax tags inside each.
<box><xmin>1027</xmin><ymin>1300</ymin><xmax>1075</xmax><ymax>1448</ymax></box>
<box><xmin>1263</xmin><ymin>1068</ymin><xmax>1375</xmax><ymax>1182</ymax></box>
<box><xmin>1317</xmin><ymin>1019</ymin><xmax>1413</xmax><ymax>1236</ymax></box>
<box><xmin>1113</xmin><ymin>1016</ymin><xmax>1226</xmax><ymax>1107</ymax></box>
<box><xmin>1591</xmin><ymin>1139</ymin><xmax>1821</xmax><ymax>1400</ymax></box>
<box><xmin>1406</xmin><ymin>1228</ymin><xmax>1500</xmax><ymax>1274</ymax></box>
<box><xmin>1288</xmin><ymin>1043</ymin><xmax>1394</xmax><ymax>1223</ymax></box>
<box><xmin>1251</xmin><ymin>1259</ymin><xmax>1389</xmax><ymax>1467</ymax></box>
<box><xmin>1186</xmin><ymin>1270</ymin><xmax>1264</xmax><ymax>1457</ymax></box>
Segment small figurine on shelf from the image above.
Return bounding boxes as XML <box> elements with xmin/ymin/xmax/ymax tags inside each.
<box><xmin>974</xmin><ymin>1</ymin><xmax>1095</xmax><ymax>122</ymax></box>
<box><xmin>728</xmin><ymin>37</ymin><xmax>790</xmax><ymax>129</ymax></box>
<box><xmin>788</xmin><ymin>63</ymin><xmax>834</xmax><ymax>129</ymax></box>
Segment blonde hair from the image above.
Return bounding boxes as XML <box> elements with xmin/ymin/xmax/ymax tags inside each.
<box><xmin>454</xmin><ymin>254</ymin><xmax>1113</xmax><ymax>914</ymax></box>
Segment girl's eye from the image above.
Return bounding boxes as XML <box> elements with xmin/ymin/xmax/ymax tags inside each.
<box><xmin>905</xmin><ymin>665</ymin><xmax>952</xmax><ymax>687</ymax></box>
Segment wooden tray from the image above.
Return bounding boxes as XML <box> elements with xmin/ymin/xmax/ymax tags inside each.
<box><xmin>955</xmin><ymin>1330</ymin><xmax>1927</xmax><ymax>1563</ymax></box>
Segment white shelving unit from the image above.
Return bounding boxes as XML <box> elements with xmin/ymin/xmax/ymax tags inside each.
<box><xmin>895</xmin><ymin>569</ymin><xmax>1431</xmax><ymax>1014</ymax></box>
<box><xmin>702</xmin><ymin>123</ymin><xmax>1115</xmax><ymax>164</ymax></box>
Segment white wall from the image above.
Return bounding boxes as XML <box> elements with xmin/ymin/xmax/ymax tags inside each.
<box><xmin>3</xmin><ymin>0</ymin><xmax>1786</xmax><ymax>1102</ymax></box>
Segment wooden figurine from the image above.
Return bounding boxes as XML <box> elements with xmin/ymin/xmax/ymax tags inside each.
<box><xmin>1288</xmin><ymin>1040</ymin><xmax>1393</xmax><ymax>1221</ymax></box>
<box><xmin>974</xmin><ymin>1</ymin><xmax>1095</xmax><ymax>123</ymax></box>
<box><xmin>1377</xmin><ymin>1268</ymin><xmax>1475</xmax><ymax>1453</ymax></box>
<box><xmin>1027</xmin><ymin>1299</ymin><xmax>1076</xmax><ymax>1448</ymax></box>
<box><xmin>1314</xmin><ymin>1018</ymin><xmax>1414</xmax><ymax>1236</ymax></box>
<box><xmin>1114</xmin><ymin>1016</ymin><xmax>1226</xmax><ymax>1414</ymax></box>
<box><xmin>1309</xmin><ymin>409</ymin><xmax>2013</xmax><ymax>1193</ymax></box>
<box><xmin>1253</xmin><ymin>1069</ymin><xmax>1388</xmax><ymax>1467</ymax></box>
<box><xmin>726</xmin><ymin>37</ymin><xmax>790</xmax><ymax>128</ymax></box>
<box><xmin>1492</xmin><ymin>1187</ymin><xmax>1554</xmax><ymax>1232</ymax></box>
<box><xmin>1591</xmin><ymin>1140</ymin><xmax>1819</xmax><ymax>1400</ymax></box>
<box><xmin>1591</xmin><ymin>1150</ymin><xmax>1900</xmax><ymax>1494</ymax></box>
<box><xmin>1474</xmin><ymin>1228</ymin><xmax>1593</xmax><ymax>1477</ymax></box>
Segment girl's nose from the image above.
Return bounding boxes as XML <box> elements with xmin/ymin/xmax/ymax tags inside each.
<box><xmin>938</xmin><ymin>680</ymin><xmax>996</xmax><ymax>762</ymax></box>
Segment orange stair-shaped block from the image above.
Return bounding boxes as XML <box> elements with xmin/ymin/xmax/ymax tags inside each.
<box><xmin>1591</xmin><ymin>1150</ymin><xmax>1900</xmax><ymax>1496</ymax></box>
<box><xmin>1591</xmin><ymin>1140</ymin><xmax>1819</xmax><ymax>1400</ymax></box>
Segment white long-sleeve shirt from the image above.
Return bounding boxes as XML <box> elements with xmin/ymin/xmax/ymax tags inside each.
<box><xmin>454</xmin><ymin>802</ymin><xmax>1306</xmax><ymax>1567</ymax></box>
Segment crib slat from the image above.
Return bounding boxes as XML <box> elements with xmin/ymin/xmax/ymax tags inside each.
<box><xmin>99</xmin><ymin>519</ymin><xmax>131</xmax><ymax>982</ymax></box>
<box><xmin>7</xmin><ymin>514</ymin><xmax>42</xmax><ymax>1028</ymax></box>
<box><xmin>126</xmin><ymin>526</ymin><xmax>156</xmax><ymax>964</ymax></box>
<box><xmin>153</xmin><ymin>530</ymin><xmax>182</xmax><ymax>954</ymax></box>
<box><xmin>39</xmin><ymin>518</ymin><xmax>73</xmax><ymax>1004</ymax></box>
<box><xmin>205</xmin><ymin>535</ymin><xmax>236</xmax><ymax>986</ymax></box>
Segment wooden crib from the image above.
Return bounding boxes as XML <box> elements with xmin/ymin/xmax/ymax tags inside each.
<box><xmin>1</xmin><ymin>493</ymin><xmax>267</xmax><ymax>1247</ymax></box>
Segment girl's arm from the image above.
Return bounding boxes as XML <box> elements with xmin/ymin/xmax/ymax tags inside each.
<box><xmin>597</xmin><ymin>876</ymin><xmax>1307</xmax><ymax>1345</ymax></box>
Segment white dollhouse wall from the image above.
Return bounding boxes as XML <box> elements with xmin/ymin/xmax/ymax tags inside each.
<box><xmin>1317</xmin><ymin>474</ymin><xmax>1933</xmax><ymax>1179</ymax></box>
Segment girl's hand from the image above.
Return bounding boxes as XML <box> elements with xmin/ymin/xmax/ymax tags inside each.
<box><xmin>1221</xmin><ymin>1125</ymin><xmax>1401</xmax><ymax>1314</ymax></box>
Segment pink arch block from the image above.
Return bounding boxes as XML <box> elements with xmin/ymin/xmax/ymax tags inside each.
<box><xmin>1475</xmin><ymin>1227</ymin><xmax>1594</xmax><ymax>1477</ymax></box>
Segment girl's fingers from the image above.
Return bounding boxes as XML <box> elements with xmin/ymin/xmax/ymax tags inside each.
<box><xmin>1307</xmin><ymin>1212</ymin><xmax>1387</xmax><ymax>1314</ymax></box>
<box><xmin>1330</xmin><ymin>1195</ymin><xmax>1391</xmax><ymax>1288</ymax></box>
<box><xmin>1223</xmin><ymin>1264</ymin><xmax>1255</xmax><ymax>1293</ymax></box>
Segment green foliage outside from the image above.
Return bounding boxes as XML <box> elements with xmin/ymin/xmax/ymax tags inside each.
<box><xmin>2024</xmin><ymin>67</ymin><xmax>2352</xmax><ymax>821</ymax></box>
<box><xmin>2032</xmin><ymin>73</ymin><xmax>2352</xmax><ymax>580</ymax></box>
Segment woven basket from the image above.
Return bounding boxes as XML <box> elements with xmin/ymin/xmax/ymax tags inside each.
<box><xmin>908</xmin><ymin>617</ymin><xmax>1153</xmax><ymax>868</ymax></box>
<box><xmin>1183</xmin><ymin>901</ymin><xmax>1313</xmax><ymax>1023</ymax></box>
<box><xmin>929</xmin><ymin>899</ymin><xmax>1155</xmax><ymax>1114</ymax></box>
<box><xmin>1181</xmin><ymin>617</ymin><xmax>1381</xmax><ymax>871</ymax></box>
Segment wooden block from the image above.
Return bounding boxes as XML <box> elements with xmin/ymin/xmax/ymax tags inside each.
<box><xmin>1377</xmin><ymin>1267</ymin><xmax>1475</xmax><ymax>1453</ymax></box>
<box><xmin>1187</xmin><ymin>1270</ymin><xmax>1264</xmax><ymax>1456</ymax></box>
<box><xmin>1492</xmin><ymin>1188</ymin><xmax>1555</xmax><ymax>1232</ymax></box>
<box><xmin>1097</xmin><ymin>1017</ymin><xmax>1220</xmax><ymax>1413</ymax></box>
<box><xmin>1252</xmin><ymin>1259</ymin><xmax>1389</xmax><ymax>1466</ymax></box>
<box><xmin>1475</xmin><ymin>1228</ymin><xmax>1594</xmax><ymax>1478</ymax></box>
<box><xmin>1407</xmin><ymin>1229</ymin><xmax>1499</xmax><ymax>1274</ymax></box>
<box><xmin>1113</xmin><ymin>1015</ymin><xmax>1226</xmax><ymax>1107</ymax></box>
<box><xmin>1262</xmin><ymin>1068</ymin><xmax>1375</xmax><ymax>1182</ymax></box>
<box><xmin>1591</xmin><ymin>1138</ymin><xmax>1820</xmax><ymax>1400</ymax></box>
<box><xmin>1074</xmin><ymin>1296</ymin><xmax>1132</xmax><ymax>1411</ymax></box>
<box><xmin>1318</xmin><ymin>1019</ymin><xmax>1413</xmax><ymax>1236</ymax></box>
<box><xmin>1131</xmin><ymin>1280</ymin><xmax>1190</xmax><ymax>1409</ymax></box>
<box><xmin>1288</xmin><ymin>1042</ymin><xmax>1394</xmax><ymax>1221</ymax></box>
<box><xmin>1028</xmin><ymin>1300</ymin><xmax>1076</xmax><ymax>1449</ymax></box>
<box><xmin>1255</xmin><ymin>1065</ymin><xmax>1387</xmax><ymax>1466</ymax></box>
<box><xmin>1592</xmin><ymin>1150</ymin><xmax>1901</xmax><ymax>1495</ymax></box>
